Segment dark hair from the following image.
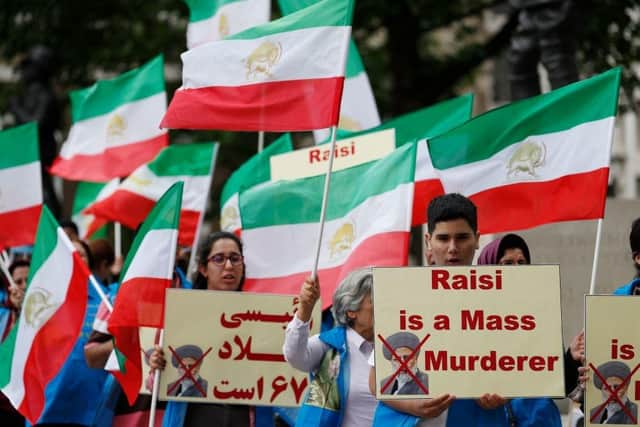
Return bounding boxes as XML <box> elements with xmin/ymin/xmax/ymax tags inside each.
<box><xmin>60</xmin><ymin>219</ymin><xmax>79</xmax><ymax>237</ymax></box>
<box><xmin>193</xmin><ymin>231</ymin><xmax>245</xmax><ymax>290</ymax></box>
<box><xmin>88</xmin><ymin>238</ymin><xmax>115</xmax><ymax>269</ymax></box>
<box><xmin>75</xmin><ymin>239</ymin><xmax>94</xmax><ymax>270</ymax></box>
<box><xmin>427</xmin><ymin>193</ymin><xmax>478</xmax><ymax>234</ymax></box>
<box><xmin>630</xmin><ymin>217</ymin><xmax>640</xmax><ymax>275</ymax></box>
<box><xmin>498</xmin><ymin>234</ymin><xmax>531</xmax><ymax>264</ymax></box>
<box><xmin>9</xmin><ymin>259</ymin><xmax>30</xmax><ymax>277</ymax></box>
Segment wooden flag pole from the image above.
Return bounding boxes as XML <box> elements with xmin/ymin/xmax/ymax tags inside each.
<box><xmin>311</xmin><ymin>126</ymin><xmax>338</xmax><ymax>279</ymax></box>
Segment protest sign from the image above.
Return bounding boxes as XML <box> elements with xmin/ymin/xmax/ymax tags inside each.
<box><xmin>372</xmin><ymin>265</ymin><xmax>565</xmax><ymax>399</ymax></box>
<box><xmin>269</xmin><ymin>128</ymin><xmax>395</xmax><ymax>181</ymax></box>
<box><xmin>160</xmin><ymin>289</ymin><xmax>320</xmax><ymax>405</ymax></box>
<box><xmin>585</xmin><ymin>296</ymin><xmax>640</xmax><ymax>426</ymax></box>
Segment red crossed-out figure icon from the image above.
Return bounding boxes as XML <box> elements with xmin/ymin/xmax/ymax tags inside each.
<box><xmin>377</xmin><ymin>333</ymin><xmax>431</xmax><ymax>395</ymax></box>
<box><xmin>589</xmin><ymin>361</ymin><xmax>640</xmax><ymax>424</ymax></box>
<box><xmin>167</xmin><ymin>345</ymin><xmax>213</xmax><ymax>397</ymax></box>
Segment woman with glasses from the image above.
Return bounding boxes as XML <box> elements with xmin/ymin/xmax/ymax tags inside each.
<box><xmin>149</xmin><ymin>231</ymin><xmax>251</xmax><ymax>427</ymax></box>
<box><xmin>283</xmin><ymin>268</ymin><xmax>376</xmax><ymax>427</ymax></box>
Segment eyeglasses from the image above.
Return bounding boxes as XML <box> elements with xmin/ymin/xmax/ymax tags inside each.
<box><xmin>207</xmin><ymin>252</ymin><xmax>243</xmax><ymax>266</ymax></box>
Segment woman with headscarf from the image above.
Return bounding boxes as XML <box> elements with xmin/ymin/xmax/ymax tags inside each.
<box><xmin>283</xmin><ymin>268</ymin><xmax>376</xmax><ymax>427</ymax></box>
<box><xmin>477</xmin><ymin>233</ymin><xmax>562</xmax><ymax>427</ymax></box>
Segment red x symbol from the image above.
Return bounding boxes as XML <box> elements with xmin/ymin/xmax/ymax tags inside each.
<box><xmin>589</xmin><ymin>361</ymin><xmax>640</xmax><ymax>424</ymax></box>
<box><xmin>167</xmin><ymin>345</ymin><xmax>213</xmax><ymax>397</ymax></box>
<box><xmin>377</xmin><ymin>333</ymin><xmax>430</xmax><ymax>395</ymax></box>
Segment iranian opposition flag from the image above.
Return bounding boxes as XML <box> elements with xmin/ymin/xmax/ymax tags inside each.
<box><xmin>240</xmin><ymin>143</ymin><xmax>416</xmax><ymax>309</ymax></box>
<box><xmin>108</xmin><ymin>182</ymin><xmax>182</xmax><ymax>405</ymax></box>
<box><xmin>0</xmin><ymin>123</ymin><xmax>42</xmax><ymax>249</ymax></box>
<box><xmin>50</xmin><ymin>55</ymin><xmax>168</xmax><ymax>181</ymax></box>
<box><xmin>185</xmin><ymin>0</ymin><xmax>270</xmax><ymax>49</ymax></box>
<box><xmin>86</xmin><ymin>143</ymin><xmax>217</xmax><ymax>246</ymax></box>
<box><xmin>161</xmin><ymin>0</ymin><xmax>354</xmax><ymax>131</ymax></box>
<box><xmin>428</xmin><ymin>68</ymin><xmax>621</xmax><ymax>233</ymax></box>
<box><xmin>220</xmin><ymin>134</ymin><xmax>293</xmax><ymax>233</ymax></box>
<box><xmin>0</xmin><ymin>206</ymin><xmax>90</xmax><ymax>424</ymax></box>
<box><xmin>316</xmin><ymin>94</ymin><xmax>474</xmax><ymax>225</ymax></box>
<box><xmin>71</xmin><ymin>180</ymin><xmax>119</xmax><ymax>240</ymax></box>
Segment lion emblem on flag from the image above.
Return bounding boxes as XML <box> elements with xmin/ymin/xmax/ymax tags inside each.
<box><xmin>328</xmin><ymin>221</ymin><xmax>355</xmax><ymax>259</ymax></box>
<box><xmin>244</xmin><ymin>41</ymin><xmax>282</xmax><ymax>81</ymax></box>
<box><xmin>338</xmin><ymin>115</ymin><xmax>362</xmax><ymax>132</ymax></box>
<box><xmin>106</xmin><ymin>113</ymin><xmax>127</xmax><ymax>143</ymax></box>
<box><xmin>221</xmin><ymin>205</ymin><xmax>240</xmax><ymax>231</ymax></box>
<box><xmin>218</xmin><ymin>14</ymin><xmax>230</xmax><ymax>38</ymax></box>
<box><xmin>506</xmin><ymin>139</ymin><xmax>546</xmax><ymax>178</ymax></box>
<box><xmin>23</xmin><ymin>288</ymin><xmax>59</xmax><ymax>329</ymax></box>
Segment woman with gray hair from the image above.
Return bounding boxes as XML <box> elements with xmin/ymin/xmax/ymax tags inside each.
<box><xmin>283</xmin><ymin>268</ymin><xmax>376</xmax><ymax>427</ymax></box>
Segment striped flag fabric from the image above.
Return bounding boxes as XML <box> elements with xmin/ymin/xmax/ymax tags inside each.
<box><xmin>0</xmin><ymin>206</ymin><xmax>90</xmax><ymax>424</ymax></box>
<box><xmin>0</xmin><ymin>122</ymin><xmax>42</xmax><ymax>249</ymax></box>
<box><xmin>185</xmin><ymin>0</ymin><xmax>271</xmax><ymax>49</ymax></box>
<box><xmin>316</xmin><ymin>95</ymin><xmax>474</xmax><ymax>225</ymax></box>
<box><xmin>240</xmin><ymin>143</ymin><xmax>416</xmax><ymax>309</ymax></box>
<box><xmin>50</xmin><ymin>55</ymin><xmax>168</xmax><ymax>181</ymax></box>
<box><xmin>278</xmin><ymin>0</ymin><xmax>379</xmax><ymax>141</ymax></box>
<box><xmin>108</xmin><ymin>182</ymin><xmax>183</xmax><ymax>405</ymax></box>
<box><xmin>161</xmin><ymin>0</ymin><xmax>354</xmax><ymax>131</ymax></box>
<box><xmin>71</xmin><ymin>180</ymin><xmax>118</xmax><ymax>240</ymax></box>
<box><xmin>85</xmin><ymin>143</ymin><xmax>217</xmax><ymax>246</ymax></box>
<box><xmin>220</xmin><ymin>134</ymin><xmax>293</xmax><ymax>233</ymax></box>
<box><xmin>428</xmin><ymin>68</ymin><xmax>621</xmax><ymax>234</ymax></box>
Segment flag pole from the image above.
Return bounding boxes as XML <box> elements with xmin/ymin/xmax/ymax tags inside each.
<box><xmin>258</xmin><ymin>131</ymin><xmax>265</xmax><ymax>153</ymax></box>
<box><xmin>148</xmin><ymin>330</ymin><xmax>164</xmax><ymax>427</ymax></box>
<box><xmin>187</xmin><ymin>146</ymin><xmax>219</xmax><ymax>277</ymax></box>
<box><xmin>588</xmin><ymin>218</ymin><xmax>603</xmax><ymax>295</ymax></box>
<box><xmin>311</xmin><ymin>126</ymin><xmax>338</xmax><ymax>278</ymax></box>
<box><xmin>89</xmin><ymin>274</ymin><xmax>113</xmax><ymax>312</ymax></box>
<box><xmin>149</xmin><ymin>216</ymin><xmax>179</xmax><ymax>427</ymax></box>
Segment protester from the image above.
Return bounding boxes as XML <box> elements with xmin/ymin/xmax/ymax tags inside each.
<box><xmin>613</xmin><ymin>217</ymin><xmax>640</xmax><ymax>296</ymax></box>
<box><xmin>0</xmin><ymin>260</ymin><xmax>30</xmax><ymax>426</ymax></box>
<box><xmin>25</xmin><ymin>239</ymin><xmax>112</xmax><ymax>426</ymax></box>
<box><xmin>148</xmin><ymin>231</ymin><xmax>251</xmax><ymax>427</ymax></box>
<box><xmin>478</xmin><ymin>233</ymin><xmax>562</xmax><ymax>427</ymax></box>
<box><xmin>369</xmin><ymin>193</ymin><xmax>509</xmax><ymax>426</ymax></box>
<box><xmin>283</xmin><ymin>268</ymin><xmax>376</xmax><ymax>427</ymax></box>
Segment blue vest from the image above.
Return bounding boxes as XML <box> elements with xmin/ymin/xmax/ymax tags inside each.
<box><xmin>613</xmin><ymin>277</ymin><xmax>640</xmax><ymax>295</ymax></box>
<box><xmin>509</xmin><ymin>398</ymin><xmax>561</xmax><ymax>427</ymax></box>
<box><xmin>373</xmin><ymin>395</ymin><xmax>510</xmax><ymax>427</ymax></box>
<box><xmin>295</xmin><ymin>326</ymin><xmax>349</xmax><ymax>427</ymax></box>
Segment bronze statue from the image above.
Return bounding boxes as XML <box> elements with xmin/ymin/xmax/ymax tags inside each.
<box><xmin>507</xmin><ymin>0</ymin><xmax>579</xmax><ymax>100</ymax></box>
<box><xmin>8</xmin><ymin>45</ymin><xmax>61</xmax><ymax>217</ymax></box>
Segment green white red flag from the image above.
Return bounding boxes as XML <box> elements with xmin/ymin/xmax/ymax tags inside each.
<box><xmin>71</xmin><ymin>180</ymin><xmax>119</xmax><ymax>240</ymax></box>
<box><xmin>240</xmin><ymin>143</ymin><xmax>416</xmax><ymax>309</ymax></box>
<box><xmin>0</xmin><ymin>122</ymin><xmax>42</xmax><ymax>249</ymax></box>
<box><xmin>428</xmin><ymin>68</ymin><xmax>621</xmax><ymax>233</ymax></box>
<box><xmin>185</xmin><ymin>0</ymin><xmax>271</xmax><ymax>48</ymax></box>
<box><xmin>86</xmin><ymin>143</ymin><xmax>217</xmax><ymax>246</ymax></box>
<box><xmin>316</xmin><ymin>94</ymin><xmax>474</xmax><ymax>225</ymax></box>
<box><xmin>50</xmin><ymin>55</ymin><xmax>168</xmax><ymax>181</ymax></box>
<box><xmin>107</xmin><ymin>182</ymin><xmax>183</xmax><ymax>405</ymax></box>
<box><xmin>0</xmin><ymin>206</ymin><xmax>90</xmax><ymax>423</ymax></box>
<box><xmin>161</xmin><ymin>0</ymin><xmax>354</xmax><ymax>131</ymax></box>
<box><xmin>220</xmin><ymin>134</ymin><xmax>293</xmax><ymax>233</ymax></box>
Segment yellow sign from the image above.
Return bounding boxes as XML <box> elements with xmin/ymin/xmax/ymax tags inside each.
<box><xmin>160</xmin><ymin>289</ymin><xmax>320</xmax><ymax>406</ymax></box>
<box><xmin>372</xmin><ymin>266</ymin><xmax>564</xmax><ymax>399</ymax></box>
<box><xmin>269</xmin><ymin>128</ymin><xmax>396</xmax><ymax>181</ymax></box>
<box><xmin>585</xmin><ymin>296</ymin><xmax>640</xmax><ymax>426</ymax></box>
